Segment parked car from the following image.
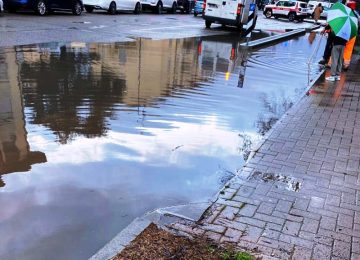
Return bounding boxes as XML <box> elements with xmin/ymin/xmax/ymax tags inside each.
<box><xmin>0</xmin><ymin>0</ymin><xmax>3</xmax><ymax>13</ymax></box>
<box><xmin>307</xmin><ymin>0</ymin><xmax>332</xmax><ymax>18</ymax></box>
<box><xmin>263</xmin><ymin>0</ymin><xmax>308</xmax><ymax>22</ymax></box>
<box><xmin>83</xmin><ymin>0</ymin><xmax>141</xmax><ymax>14</ymax></box>
<box><xmin>203</xmin><ymin>0</ymin><xmax>257</xmax><ymax>31</ymax></box>
<box><xmin>3</xmin><ymin>0</ymin><xmax>83</xmax><ymax>15</ymax></box>
<box><xmin>141</xmin><ymin>0</ymin><xmax>177</xmax><ymax>13</ymax></box>
<box><xmin>193</xmin><ymin>0</ymin><xmax>203</xmax><ymax>16</ymax></box>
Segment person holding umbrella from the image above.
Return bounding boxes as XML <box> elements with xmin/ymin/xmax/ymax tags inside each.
<box><xmin>325</xmin><ymin>1</ymin><xmax>358</xmax><ymax>81</ymax></box>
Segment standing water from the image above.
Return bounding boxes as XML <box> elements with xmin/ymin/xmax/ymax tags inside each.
<box><xmin>0</xmin><ymin>33</ymin><xmax>323</xmax><ymax>260</ymax></box>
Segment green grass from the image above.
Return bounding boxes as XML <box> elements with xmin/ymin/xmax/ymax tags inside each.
<box><xmin>219</xmin><ymin>250</ymin><xmax>253</xmax><ymax>260</ymax></box>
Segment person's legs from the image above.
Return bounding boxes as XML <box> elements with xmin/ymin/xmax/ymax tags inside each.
<box><xmin>327</xmin><ymin>45</ymin><xmax>341</xmax><ymax>81</ymax></box>
<box><xmin>336</xmin><ymin>46</ymin><xmax>345</xmax><ymax>76</ymax></box>
<box><xmin>319</xmin><ymin>34</ymin><xmax>334</xmax><ymax>65</ymax></box>
<box><xmin>331</xmin><ymin>45</ymin><xmax>341</xmax><ymax>76</ymax></box>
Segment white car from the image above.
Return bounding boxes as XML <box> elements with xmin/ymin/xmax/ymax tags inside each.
<box><xmin>83</xmin><ymin>0</ymin><xmax>142</xmax><ymax>14</ymax></box>
<box><xmin>0</xmin><ymin>0</ymin><xmax>3</xmax><ymax>13</ymax></box>
<box><xmin>264</xmin><ymin>0</ymin><xmax>308</xmax><ymax>22</ymax></box>
<box><xmin>141</xmin><ymin>0</ymin><xmax>178</xmax><ymax>14</ymax></box>
<box><xmin>307</xmin><ymin>0</ymin><xmax>332</xmax><ymax>18</ymax></box>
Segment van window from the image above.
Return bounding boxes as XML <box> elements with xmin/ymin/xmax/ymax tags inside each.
<box><xmin>299</xmin><ymin>3</ymin><xmax>307</xmax><ymax>8</ymax></box>
<box><xmin>276</xmin><ymin>1</ymin><xmax>285</xmax><ymax>6</ymax></box>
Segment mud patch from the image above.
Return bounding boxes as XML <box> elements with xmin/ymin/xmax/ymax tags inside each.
<box><xmin>249</xmin><ymin>171</ymin><xmax>301</xmax><ymax>192</ymax></box>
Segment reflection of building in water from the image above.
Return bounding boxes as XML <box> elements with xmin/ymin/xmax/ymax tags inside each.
<box><xmin>88</xmin><ymin>38</ymin><xmax>202</xmax><ymax>106</ymax></box>
<box><xmin>15</xmin><ymin>38</ymin><xmax>202</xmax><ymax>143</ymax></box>
<box><xmin>0</xmin><ymin>51</ymin><xmax>46</xmax><ymax>187</ymax></box>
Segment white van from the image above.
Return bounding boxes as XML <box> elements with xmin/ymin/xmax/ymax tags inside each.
<box><xmin>203</xmin><ymin>0</ymin><xmax>257</xmax><ymax>31</ymax></box>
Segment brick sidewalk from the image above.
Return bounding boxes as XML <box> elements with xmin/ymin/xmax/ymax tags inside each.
<box><xmin>169</xmin><ymin>57</ymin><xmax>360</xmax><ymax>260</ymax></box>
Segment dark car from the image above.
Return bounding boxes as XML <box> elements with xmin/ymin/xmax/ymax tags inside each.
<box><xmin>4</xmin><ymin>0</ymin><xmax>83</xmax><ymax>15</ymax></box>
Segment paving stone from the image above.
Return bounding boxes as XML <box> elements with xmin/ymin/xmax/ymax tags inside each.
<box><xmin>275</xmin><ymin>200</ymin><xmax>293</xmax><ymax>213</ymax></box>
<box><xmin>237</xmin><ymin>204</ymin><xmax>257</xmax><ymax>217</ymax></box>
<box><xmin>279</xmin><ymin>234</ymin><xmax>313</xmax><ymax>249</ymax></box>
<box><xmin>310</xmin><ymin>196</ymin><xmax>325</xmax><ymax>208</ymax></box>
<box><xmin>204</xmin><ymin>231</ymin><xmax>222</xmax><ymax>242</ymax></box>
<box><xmin>254</xmin><ymin>212</ymin><xmax>285</xmax><ymax>226</ymax></box>
<box><xmin>301</xmin><ymin>218</ymin><xmax>319</xmax><ymax>233</ymax></box>
<box><xmin>241</xmin><ymin>225</ymin><xmax>263</xmax><ymax>243</ymax></box>
<box><xmin>332</xmin><ymin>240</ymin><xmax>351</xmax><ymax>259</ymax></box>
<box><xmin>320</xmin><ymin>216</ymin><xmax>337</xmax><ymax>231</ymax></box>
<box><xmin>201</xmin><ymin>223</ymin><xmax>226</xmax><ymax>234</ymax></box>
<box><xmin>337</xmin><ymin>213</ymin><xmax>354</xmax><ymax>229</ymax></box>
<box><xmin>235</xmin><ymin>216</ymin><xmax>266</xmax><ymax>228</ymax></box>
<box><xmin>258</xmin><ymin>202</ymin><xmax>276</xmax><ymax>215</ymax></box>
<box><xmin>282</xmin><ymin>221</ymin><xmax>301</xmax><ymax>236</ymax></box>
<box><xmin>313</xmin><ymin>243</ymin><xmax>332</xmax><ymax>260</ymax></box>
<box><xmin>221</xmin><ymin>228</ymin><xmax>242</xmax><ymax>243</ymax></box>
<box><xmin>218</xmin><ymin>206</ymin><xmax>239</xmax><ymax>220</ymax></box>
<box><xmin>292</xmin><ymin>246</ymin><xmax>312</xmax><ymax>260</ymax></box>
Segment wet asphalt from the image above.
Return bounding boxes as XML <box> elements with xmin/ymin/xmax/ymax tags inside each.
<box><xmin>0</xmin><ymin>11</ymin><xmax>316</xmax><ymax>47</ymax></box>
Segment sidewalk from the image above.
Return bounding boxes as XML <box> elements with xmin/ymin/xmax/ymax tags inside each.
<box><xmin>169</xmin><ymin>56</ymin><xmax>360</xmax><ymax>260</ymax></box>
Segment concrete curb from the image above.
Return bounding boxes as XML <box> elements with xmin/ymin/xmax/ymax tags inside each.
<box><xmin>241</xmin><ymin>25</ymin><xmax>320</xmax><ymax>49</ymax></box>
<box><xmin>240</xmin><ymin>28</ymin><xmax>306</xmax><ymax>48</ymax></box>
<box><xmin>89</xmin><ymin>217</ymin><xmax>152</xmax><ymax>260</ymax></box>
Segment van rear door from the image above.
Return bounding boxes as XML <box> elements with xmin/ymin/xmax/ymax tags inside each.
<box><xmin>206</xmin><ymin>0</ymin><xmax>239</xmax><ymax>20</ymax></box>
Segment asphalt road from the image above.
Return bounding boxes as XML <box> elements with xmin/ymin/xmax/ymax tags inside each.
<box><xmin>0</xmin><ymin>10</ymin><xmax>315</xmax><ymax>47</ymax></box>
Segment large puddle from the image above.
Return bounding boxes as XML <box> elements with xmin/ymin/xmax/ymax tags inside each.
<box><xmin>0</xmin><ymin>32</ymin><xmax>324</xmax><ymax>260</ymax></box>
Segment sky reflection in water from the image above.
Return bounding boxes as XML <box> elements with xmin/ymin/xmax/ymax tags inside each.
<box><xmin>0</xmin><ymin>33</ymin><xmax>324</xmax><ymax>260</ymax></box>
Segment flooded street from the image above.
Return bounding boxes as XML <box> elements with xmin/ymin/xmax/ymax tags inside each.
<box><xmin>0</xmin><ymin>33</ymin><xmax>324</xmax><ymax>260</ymax></box>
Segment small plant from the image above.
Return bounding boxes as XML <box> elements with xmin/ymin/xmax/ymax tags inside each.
<box><xmin>235</xmin><ymin>252</ymin><xmax>253</xmax><ymax>260</ymax></box>
<box><xmin>220</xmin><ymin>250</ymin><xmax>253</xmax><ymax>260</ymax></box>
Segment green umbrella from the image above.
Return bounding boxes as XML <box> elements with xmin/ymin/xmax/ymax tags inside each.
<box><xmin>327</xmin><ymin>2</ymin><xmax>358</xmax><ymax>41</ymax></box>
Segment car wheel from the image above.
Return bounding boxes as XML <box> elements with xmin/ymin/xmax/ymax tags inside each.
<box><xmin>72</xmin><ymin>1</ymin><xmax>82</xmax><ymax>15</ymax></box>
<box><xmin>205</xmin><ymin>20</ymin><xmax>211</xmax><ymax>28</ymax></box>
<box><xmin>154</xmin><ymin>1</ymin><xmax>162</xmax><ymax>14</ymax></box>
<box><xmin>35</xmin><ymin>0</ymin><xmax>47</xmax><ymax>16</ymax></box>
<box><xmin>85</xmin><ymin>5</ymin><xmax>94</xmax><ymax>13</ymax></box>
<box><xmin>194</xmin><ymin>11</ymin><xmax>198</xmax><ymax>16</ymax></box>
<box><xmin>134</xmin><ymin>2</ymin><xmax>141</xmax><ymax>14</ymax></box>
<box><xmin>288</xmin><ymin>12</ymin><xmax>295</xmax><ymax>22</ymax></box>
<box><xmin>264</xmin><ymin>9</ymin><xmax>272</xmax><ymax>18</ymax></box>
<box><xmin>108</xmin><ymin>1</ymin><xmax>116</xmax><ymax>14</ymax></box>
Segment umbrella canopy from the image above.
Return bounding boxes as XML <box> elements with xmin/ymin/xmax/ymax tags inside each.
<box><xmin>327</xmin><ymin>2</ymin><xmax>358</xmax><ymax>41</ymax></box>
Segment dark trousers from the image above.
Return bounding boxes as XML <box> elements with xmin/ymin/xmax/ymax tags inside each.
<box><xmin>323</xmin><ymin>33</ymin><xmax>334</xmax><ymax>62</ymax></box>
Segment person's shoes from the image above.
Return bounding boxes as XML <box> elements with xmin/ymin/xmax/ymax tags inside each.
<box><xmin>335</xmin><ymin>76</ymin><xmax>341</xmax><ymax>81</ymax></box>
<box><xmin>326</xmin><ymin>76</ymin><xmax>336</xmax><ymax>81</ymax></box>
<box><xmin>318</xmin><ymin>59</ymin><xmax>327</xmax><ymax>65</ymax></box>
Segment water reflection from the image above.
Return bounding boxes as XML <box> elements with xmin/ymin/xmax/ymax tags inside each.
<box><xmin>0</xmin><ymin>34</ymin><xmax>323</xmax><ymax>260</ymax></box>
<box><xmin>0</xmin><ymin>52</ymin><xmax>46</xmax><ymax>187</ymax></box>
